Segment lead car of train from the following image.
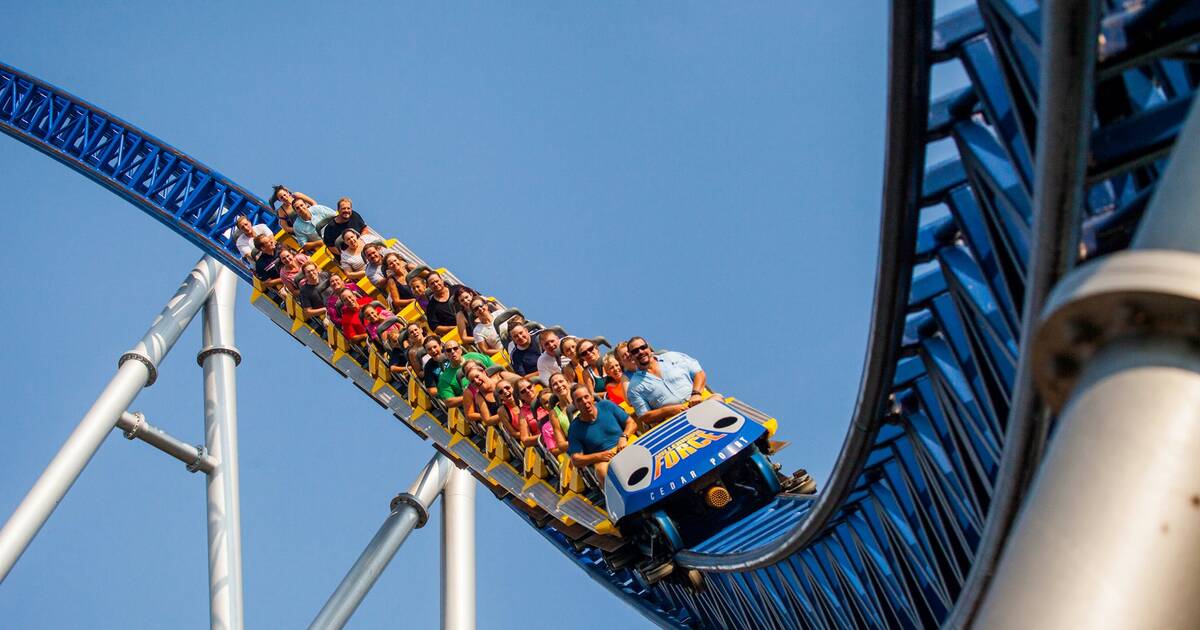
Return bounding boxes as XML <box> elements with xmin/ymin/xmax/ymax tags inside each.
<box><xmin>602</xmin><ymin>398</ymin><xmax>786</xmax><ymax>585</ymax></box>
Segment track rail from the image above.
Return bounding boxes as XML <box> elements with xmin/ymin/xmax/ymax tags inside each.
<box><xmin>4</xmin><ymin>2</ymin><xmax>1200</xmax><ymax>627</ymax></box>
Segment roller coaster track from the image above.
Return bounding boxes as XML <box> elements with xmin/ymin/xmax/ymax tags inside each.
<box><xmin>4</xmin><ymin>2</ymin><xmax>1200</xmax><ymax>628</ymax></box>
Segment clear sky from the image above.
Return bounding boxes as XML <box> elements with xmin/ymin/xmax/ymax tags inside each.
<box><xmin>0</xmin><ymin>3</ymin><xmax>920</xmax><ymax>628</ymax></box>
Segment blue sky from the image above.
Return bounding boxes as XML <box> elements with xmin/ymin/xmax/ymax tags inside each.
<box><xmin>0</xmin><ymin>3</ymin><xmax>929</xmax><ymax>628</ymax></box>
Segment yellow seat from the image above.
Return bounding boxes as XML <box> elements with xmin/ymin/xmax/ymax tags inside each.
<box><xmin>398</xmin><ymin>301</ymin><xmax>424</xmax><ymax>324</ymax></box>
<box><xmin>440</xmin><ymin>327</ymin><xmax>462</xmax><ymax>344</ymax></box>
<box><xmin>448</xmin><ymin>407</ymin><xmax>469</xmax><ymax>436</ymax></box>
<box><xmin>485</xmin><ymin>426</ymin><xmax>510</xmax><ymax>461</ymax></box>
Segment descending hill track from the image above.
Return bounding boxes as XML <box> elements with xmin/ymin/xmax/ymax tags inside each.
<box><xmin>4</xmin><ymin>1</ymin><xmax>1200</xmax><ymax>627</ymax></box>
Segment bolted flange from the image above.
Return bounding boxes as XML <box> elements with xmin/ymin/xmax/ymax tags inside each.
<box><xmin>390</xmin><ymin>493</ymin><xmax>429</xmax><ymax>528</ymax></box>
<box><xmin>1033</xmin><ymin>249</ymin><xmax>1200</xmax><ymax>411</ymax></box>
<box><xmin>118</xmin><ymin>351</ymin><xmax>158</xmax><ymax>386</ymax></box>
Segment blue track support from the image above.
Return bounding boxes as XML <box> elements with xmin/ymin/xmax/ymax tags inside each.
<box><xmin>4</xmin><ymin>1</ymin><xmax>1200</xmax><ymax>628</ymax></box>
<box><xmin>0</xmin><ymin>63</ymin><xmax>276</xmax><ymax>282</ymax></box>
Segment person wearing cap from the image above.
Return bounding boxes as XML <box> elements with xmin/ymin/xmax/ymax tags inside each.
<box><xmin>289</xmin><ymin>196</ymin><xmax>337</xmax><ymax>252</ymax></box>
<box><xmin>321</xmin><ymin>197</ymin><xmax>372</xmax><ymax>257</ymax></box>
<box><xmin>436</xmin><ymin>341</ymin><xmax>495</xmax><ymax>407</ymax></box>
<box><xmin>624</xmin><ymin>336</ymin><xmax>710</xmax><ymax>427</ymax></box>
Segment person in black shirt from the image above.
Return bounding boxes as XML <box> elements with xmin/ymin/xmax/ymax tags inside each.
<box><xmin>424</xmin><ymin>272</ymin><xmax>458</xmax><ymax>335</ymax></box>
<box><xmin>253</xmin><ymin>234</ymin><xmax>283</xmax><ymax>292</ymax></box>
<box><xmin>321</xmin><ymin>197</ymin><xmax>372</xmax><ymax>256</ymax></box>
<box><xmin>421</xmin><ymin>337</ymin><xmax>448</xmax><ymax>397</ymax></box>
<box><xmin>296</xmin><ymin>262</ymin><xmax>331</xmax><ymax>320</ymax></box>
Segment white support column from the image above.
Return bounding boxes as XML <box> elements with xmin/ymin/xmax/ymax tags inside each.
<box><xmin>310</xmin><ymin>453</ymin><xmax>457</xmax><ymax>630</ymax></box>
<box><xmin>200</xmin><ymin>265</ymin><xmax>244</xmax><ymax>630</ymax></box>
<box><xmin>976</xmin><ymin>68</ymin><xmax>1200</xmax><ymax>629</ymax></box>
<box><xmin>0</xmin><ymin>256</ymin><xmax>221</xmax><ymax>583</ymax></box>
<box><xmin>441</xmin><ymin>466</ymin><xmax>476</xmax><ymax>630</ymax></box>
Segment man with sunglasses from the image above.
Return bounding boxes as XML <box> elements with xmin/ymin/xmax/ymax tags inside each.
<box><xmin>624</xmin><ymin>336</ymin><xmax>709</xmax><ymax>427</ymax></box>
<box><xmin>436</xmin><ymin>341</ymin><xmax>494</xmax><ymax>407</ymax></box>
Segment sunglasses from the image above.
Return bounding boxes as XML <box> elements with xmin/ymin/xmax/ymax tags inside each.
<box><xmin>579</xmin><ymin>346</ymin><xmax>596</xmax><ymax>354</ymax></box>
<box><xmin>471</xmin><ymin>303</ymin><xmax>486</xmax><ymax>310</ymax></box>
<box><xmin>628</xmin><ymin>344</ymin><xmax>649</xmax><ymax>353</ymax></box>
<box><xmin>446</xmin><ymin>346</ymin><xmax>462</xmax><ymax>352</ymax></box>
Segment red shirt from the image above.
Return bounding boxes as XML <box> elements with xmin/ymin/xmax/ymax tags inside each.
<box><xmin>339</xmin><ymin>295</ymin><xmax>373</xmax><ymax>339</ymax></box>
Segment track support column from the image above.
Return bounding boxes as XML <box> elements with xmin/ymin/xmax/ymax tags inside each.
<box><xmin>200</xmin><ymin>265</ymin><xmax>244</xmax><ymax>630</ymax></box>
<box><xmin>976</xmin><ymin>78</ymin><xmax>1200</xmax><ymax>628</ymax></box>
<box><xmin>310</xmin><ymin>453</ymin><xmax>457</xmax><ymax>630</ymax></box>
<box><xmin>441</xmin><ymin>465</ymin><xmax>475</xmax><ymax>630</ymax></box>
<box><xmin>0</xmin><ymin>256</ymin><xmax>221</xmax><ymax>583</ymax></box>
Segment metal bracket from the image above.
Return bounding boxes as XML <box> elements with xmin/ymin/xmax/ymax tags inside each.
<box><xmin>1033</xmin><ymin>249</ymin><xmax>1200</xmax><ymax>410</ymax></box>
<box><xmin>390</xmin><ymin>493</ymin><xmax>429</xmax><ymax>528</ymax></box>
<box><xmin>197</xmin><ymin>344</ymin><xmax>242</xmax><ymax>367</ymax></box>
<box><xmin>118</xmin><ymin>351</ymin><xmax>158</xmax><ymax>386</ymax></box>
<box><xmin>122</xmin><ymin>412</ymin><xmax>146</xmax><ymax>440</ymax></box>
<box><xmin>186</xmin><ymin>445</ymin><xmax>209</xmax><ymax>474</ymax></box>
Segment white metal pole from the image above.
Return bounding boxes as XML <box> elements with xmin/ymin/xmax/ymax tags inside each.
<box><xmin>0</xmin><ymin>255</ymin><xmax>221</xmax><ymax>583</ymax></box>
<box><xmin>441</xmin><ymin>466</ymin><xmax>475</xmax><ymax>630</ymax></box>
<box><xmin>200</xmin><ymin>265</ymin><xmax>244</xmax><ymax>630</ymax></box>
<box><xmin>976</xmin><ymin>51</ymin><xmax>1200</xmax><ymax>628</ymax></box>
<box><xmin>310</xmin><ymin>453</ymin><xmax>457</xmax><ymax>630</ymax></box>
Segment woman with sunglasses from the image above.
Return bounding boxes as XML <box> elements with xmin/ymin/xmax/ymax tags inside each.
<box><xmin>468</xmin><ymin>299</ymin><xmax>503</xmax><ymax>354</ymax></box>
<box><xmin>453</xmin><ymin>287</ymin><xmax>485</xmax><ymax>347</ymax></box>
<box><xmin>508</xmin><ymin>379</ymin><xmax>545</xmax><ymax>448</ymax></box>
<box><xmin>577</xmin><ymin>340</ymin><xmax>606</xmax><ymax>396</ymax></box>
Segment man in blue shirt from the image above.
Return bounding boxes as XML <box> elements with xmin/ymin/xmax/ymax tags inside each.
<box><xmin>289</xmin><ymin>197</ymin><xmax>337</xmax><ymax>252</ymax></box>
<box><xmin>624</xmin><ymin>336</ymin><xmax>709</xmax><ymax>427</ymax></box>
<box><xmin>567</xmin><ymin>385</ymin><xmax>637</xmax><ymax>484</ymax></box>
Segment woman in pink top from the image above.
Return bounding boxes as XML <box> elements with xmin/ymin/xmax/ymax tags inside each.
<box><xmin>535</xmin><ymin>389</ymin><xmax>566</xmax><ymax>455</ymax></box>
<box><xmin>277</xmin><ymin>247</ymin><xmax>311</xmax><ymax>295</ymax></box>
<box><xmin>511</xmin><ymin>378</ymin><xmax>544</xmax><ymax>448</ymax></box>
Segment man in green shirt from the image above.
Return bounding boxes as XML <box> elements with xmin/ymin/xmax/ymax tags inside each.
<box><xmin>436</xmin><ymin>341</ymin><xmax>494</xmax><ymax>407</ymax></box>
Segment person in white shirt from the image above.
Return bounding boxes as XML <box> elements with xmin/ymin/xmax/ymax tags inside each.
<box><xmin>233</xmin><ymin>215</ymin><xmax>273</xmax><ymax>261</ymax></box>
<box><xmin>537</xmin><ymin>329</ymin><xmax>565</xmax><ymax>383</ymax></box>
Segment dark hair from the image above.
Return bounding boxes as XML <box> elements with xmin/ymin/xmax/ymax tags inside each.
<box><xmin>269</xmin><ymin>185</ymin><xmax>289</xmax><ymax>209</ymax></box>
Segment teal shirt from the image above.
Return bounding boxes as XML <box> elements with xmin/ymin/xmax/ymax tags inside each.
<box><xmin>567</xmin><ymin>400</ymin><xmax>628</xmax><ymax>455</ymax></box>
<box><xmin>292</xmin><ymin>204</ymin><xmax>337</xmax><ymax>246</ymax></box>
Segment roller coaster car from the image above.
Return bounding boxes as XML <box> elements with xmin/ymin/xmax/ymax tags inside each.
<box><xmin>603</xmin><ymin>398</ymin><xmax>781</xmax><ymax>584</ymax></box>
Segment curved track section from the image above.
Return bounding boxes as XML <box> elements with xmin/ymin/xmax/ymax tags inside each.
<box><xmin>4</xmin><ymin>2</ymin><xmax>1200</xmax><ymax>627</ymax></box>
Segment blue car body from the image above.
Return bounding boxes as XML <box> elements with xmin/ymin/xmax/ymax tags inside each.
<box><xmin>603</xmin><ymin>398</ymin><xmax>767</xmax><ymax>523</ymax></box>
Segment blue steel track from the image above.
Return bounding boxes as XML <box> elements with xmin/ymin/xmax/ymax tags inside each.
<box><xmin>4</xmin><ymin>2</ymin><xmax>1200</xmax><ymax>628</ymax></box>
